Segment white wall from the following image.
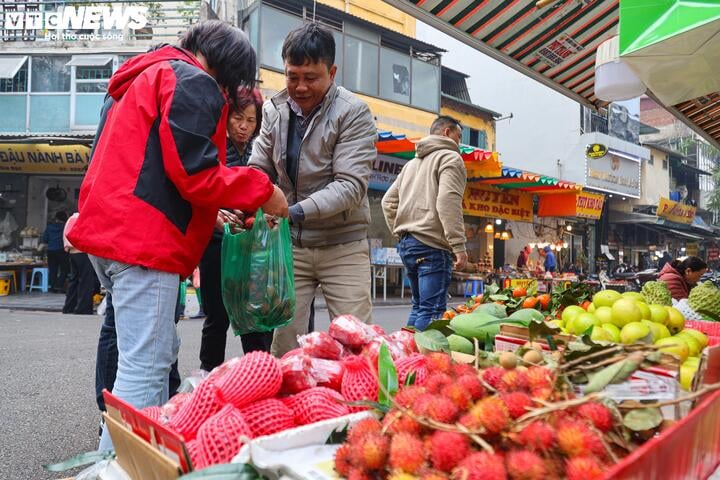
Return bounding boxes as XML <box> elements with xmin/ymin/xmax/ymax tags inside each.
<box><xmin>416</xmin><ymin>22</ymin><xmax>582</xmax><ymax>179</ymax></box>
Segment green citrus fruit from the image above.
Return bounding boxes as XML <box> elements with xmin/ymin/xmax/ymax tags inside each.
<box><xmin>649</xmin><ymin>304</ymin><xmax>670</xmax><ymax>325</ymax></box>
<box><xmin>636</xmin><ymin>302</ymin><xmax>651</xmax><ymax>320</ymax></box>
<box><xmin>611</xmin><ymin>299</ymin><xmax>643</xmax><ymax>328</ymax></box>
<box><xmin>562</xmin><ymin>305</ymin><xmax>587</xmax><ymax>325</ymax></box>
<box><xmin>681</xmin><ymin>328</ymin><xmax>709</xmax><ymax>349</ymax></box>
<box><xmin>655</xmin><ymin>336</ymin><xmax>690</xmax><ymax>362</ymax></box>
<box><xmin>620</xmin><ymin>321</ymin><xmax>652</xmax><ymax>344</ymax></box>
<box><xmin>665</xmin><ymin>307</ymin><xmax>686</xmax><ymax>334</ymax></box>
<box><xmin>595</xmin><ymin>306</ymin><xmax>614</xmax><ymax>325</ymax></box>
<box><xmin>593</xmin><ymin>290</ymin><xmax>622</xmax><ymax>308</ymax></box>
<box><xmin>570</xmin><ymin>313</ymin><xmax>600</xmax><ymax>336</ymax></box>
<box><xmin>601</xmin><ymin>323</ymin><xmax>622</xmax><ymax>342</ymax></box>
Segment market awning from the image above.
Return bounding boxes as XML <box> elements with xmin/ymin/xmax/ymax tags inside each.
<box><xmin>470</xmin><ymin>167</ymin><xmax>583</xmax><ymax>193</ymax></box>
<box><xmin>383</xmin><ymin>0</ymin><xmax>720</xmax><ymax>150</ymax></box>
<box><xmin>66</xmin><ymin>55</ymin><xmax>113</xmax><ymax>67</ymax></box>
<box><xmin>0</xmin><ymin>56</ymin><xmax>27</xmax><ymax>79</ymax></box>
<box><xmin>376</xmin><ymin>130</ymin><xmax>503</xmax><ymax>176</ymax></box>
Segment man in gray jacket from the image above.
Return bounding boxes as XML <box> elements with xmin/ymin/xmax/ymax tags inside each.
<box><xmin>382</xmin><ymin>116</ymin><xmax>468</xmax><ymax>330</ymax></box>
<box><xmin>249</xmin><ymin>23</ymin><xmax>377</xmax><ymax>356</ymax></box>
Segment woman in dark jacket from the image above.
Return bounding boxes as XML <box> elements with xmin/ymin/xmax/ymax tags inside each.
<box><xmin>658</xmin><ymin>256</ymin><xmax>708</xmax><ymax>301</ymax></box>
<box><xmin>198</xmin><ymin>88</ymin><xmax>273</xmax><ymax>371</ymax></box>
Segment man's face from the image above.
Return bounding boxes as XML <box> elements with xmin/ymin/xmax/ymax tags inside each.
<box><xmin>285</xmin><ymin>60</ymin><xmax>336</xmax><ymax>115</ymax></box>
<box><xmin>444</xmin><ymin>125</ymin><xmax>462</xmax><ymax>145</ymax></box>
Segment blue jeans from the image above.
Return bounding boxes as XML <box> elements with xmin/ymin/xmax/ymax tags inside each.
<box><xmin>397</xmin><ymin>235</ymin><xmax>453</xmax><ymax>331</ymax></box>
<box><xmin>90</xmin><ymin>255</ymin><xmax>180</xmax><ymax>451</ymax></box>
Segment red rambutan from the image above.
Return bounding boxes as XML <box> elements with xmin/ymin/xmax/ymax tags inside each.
<box><xmin>460</xmin><ymin>396</ymin><xmax>510</xmax><ymax>434</ymax></box>
<box><xmin>395</xmin><ymin>385</ymin><xmax>426</xmax><ymax>408</ymax></box>
<box><xmin>452</xmin><ymin>362</ymin><xmax>476</xmax><ymax>377</ymax></box>
<box><xmin>498</xmin><ymin>369</ymin><xmax>529</xmax><ymax>393</ymax></box>
<box><xmin>565</xmin><ymin>456</ymin><xmax>604</xmax><ymax>480</ymax></box>
<box><xmin>334</xmin><ymin>443</ymin><xmax>353</xmax><ymax>477</ymax></box>
<box><xmin>481</xmin><ymin>366</ymin><xmax>506</xmax><ymax>389</ymax></box>
<box><xmin>426</xmin><ymin>352</ymin><xmax>453</xmax><ymax>374</ymax></box>
<box><xmin>526</xmin><ymin>366</ymin><xmax>553</xmax><ymax>391</ymax></box>
<box><xmin>389</xmin><ymin>432</ymin><xmax>426</xmax><ymax>473</ymax></box>
<box><xmin>347</xmin><ymin>467</ymin><xmax>373</xmax><ymax>480</ymax></box>
<box><xmin>451</xmin><ymin>452</ymin><xmax>507</xmax><ymax>480</ymax></box>
<box><xmin>556</xmin><ymin>420</ymin><xmax>605</xmax><ymax>458</ymax></box>
<box><xmin>347</xmin><ymin>417</ymin><xmax>382</xmax><ymax>444</ymax></box>
<box><xmin>505</xmin><ymin>450</ymin><xmax>546</xmax><ymax>480</ymax></box>
<box><xmin>441</xmin><ymin>383</ymin><xmax>473</xmax><ymax>410</ymax></box>
<box><xmin>424</xmin><ymin>372</ymin><xmax>454</xmax><ymax>393</ymax></box>
<box><xmin>516</xmin><ymin>421</ymin><xmax>556</xmax><ymax>451</ymax></box>
<box><xmin>501</xmin><ymin>392</ymin><xmax>534</xmax><ymax>419</ymax></box>
<box><xmin>383</xmin><ymin>409</ymin><xmax>423</xmax><ymax>435</ymax></box>
<box><xmin>456</xmin><ymin>374</ymin><xmax>486</xmax><ymax>400</ymax></box>
<box><xmin>421</xmin><ymin>395</ymin><xmax>461</xmax><ymax>423</ymax></box>
<box><xmin>428</xmin><ymin>431</ymin><xmax>470</xmax><ymax>472</ymax></box>
<box><xmin>577</xmin><ymin>402</ymin><xmax>615</xmax><ymax>433</ymax></box>
<box><xmin>352</xmin><ymin>432</ymin><xmax>390</xmax><ymax>471</ymax></box>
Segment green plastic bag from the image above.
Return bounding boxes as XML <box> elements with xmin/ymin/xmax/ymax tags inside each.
<box><xmin>221</xmin><ymin>210</ymin><xmax>295</xmax><ymax>335</ymax></box>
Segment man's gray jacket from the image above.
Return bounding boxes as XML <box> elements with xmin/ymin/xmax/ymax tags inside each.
<box><xmin>249</xmin><ymin>84</ymin><xmax>377</xmax><ymax>247</ymax></box>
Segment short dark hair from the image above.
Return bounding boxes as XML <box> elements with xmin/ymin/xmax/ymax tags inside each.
<box><xmin>230</xmin><ymin>87</ymin><xmax>264</xmax><ymax>138</ymax></box>
<box><xmin>179</xmin><ymin>20</ymin><xmax>256</xmax><ymax>97</ymax></box>
<box><xmin>672</xmin><ymin>256</ymin><xmax>708</xmax><ymax>273</ymax></box>
<box><xmin>430</xmin><ymin>115</ymin><xmax>462</xmax><ymax>135</ymax></box>
<box><xmin>281</xmin><ymin>23</ymin><xmax>335</xmax><ymax>68</ymax></box>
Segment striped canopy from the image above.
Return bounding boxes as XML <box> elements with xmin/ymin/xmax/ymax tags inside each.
<box><xmin>471</xmin><ymin>167</ymin><xmax>583</xmax><ymax>193</ymax></box>
<box><xmin>383</xmin><ymin>0</ymin><xmax>720</xmax><ymax>150</ymax></box>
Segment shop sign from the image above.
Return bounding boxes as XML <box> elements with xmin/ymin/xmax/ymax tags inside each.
<box><xmin>463</xmin><ymin>184</ymin><xmax>533</xmax><ymax>222</ymax></box>
<box><xmin>585</xmin><ymin>151</ymin><xmax>641</xmax><ymax>198</ymax></box>
<box><xmin>586</xmin><ymin>143</ymin><xmax>608</xmax><ymax>159</ymax></box>
<box><xmin>536</xmin><ymin>34</ymin><xmax>583</xmax><ymax>67</ymax></box>
<box><xmin>575</xmin><ymin>191</ymin><xmax>605</xmax><ymax>219</ymax></box>
<box><xmin>369</xmin><ymin>154</ymin><xmax>407</xmax><ymax>191</ymax></box>
<box><xmin>657</xmin><ymin>197</ymin><xmax>696</xmax><ymax>225</ymax></box>
<box><xmin>686</xmin><ymin>243</ymin><xmax>699</xmax><ymax>257</ymax></box>
<box><xmin>0</xmin><ymin>143</ymin><xmax>91</xmax><ymax>175</ymax></box>
<box><xmin>708</xmin><ymin>245</ymin><xmax>719</xmax><ymax>261</ymax></box>
<box><xmin>537</xmin><ymin>191</ymin><xmax>604</xmax><ymax>220</ymax></box>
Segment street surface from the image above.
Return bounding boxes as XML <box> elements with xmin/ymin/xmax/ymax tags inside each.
<box><xmin>0</xmin><ymin>305</ymin><xmax>410</xmax><ymax>480</ymax></box>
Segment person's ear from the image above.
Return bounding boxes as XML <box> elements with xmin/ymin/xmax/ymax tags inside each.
<box><xmin>329</xmin><ymin>64</ymin><xmax>337</xmax><ymax>81</ymax></box>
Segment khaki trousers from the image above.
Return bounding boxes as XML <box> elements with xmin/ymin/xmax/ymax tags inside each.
<box><xmin>271</xmin><ymin>239</ymin><xmax>372</xmax><ymax>357</ymax></box>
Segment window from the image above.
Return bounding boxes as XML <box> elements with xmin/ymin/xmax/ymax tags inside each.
<box><xmin>380</xmin><ymin>47</ymin><xmax>410</xmax><ymax>104</ymax></box>
<box><xmin>332</xmin><ymin>30</ymin><xmax>343</xmax><ymax>86</ymax></box>
<box><xmin>649</xmin><ymin>154</ymin><xmax>654</xmax><ymax>165</ymax></box>
<box><xmin>663</xmin><ymin>159</ymin><xmax>668</xmax><ymax>170</ymax></box>
<box><xmin>411</xmin><ymin>58</ymin><xmax>439</xmax><ymax>111</ymax></box>
<box><xmin>461</xmin><ymin>127</ymin><xmax>488</xmax><ymax>150</ymax></box>
<box><xmin>260</xmin><ymin>7</ymin><xmax>303</xmax><ymax>70</ymax></box>
<box><xmin>70</xmin><ymin>57</ymin><xmax>113</xmax><ymax>128</ymax></box>
<box><xmin>344</xmin><ymin>36</ymin><xmax>378</xmax><ymax>96</ymax></box>
<box><xmin>31</xmin><ymin>56</ymin><xmax>71</xmax><ymax>92</ymax></box>
<box><xmin>0</xmin><ymin>57</ymin><xmax>28</xmax><ymax>132</ymax></box>
<box><xmin>244</xmin><ymin>8</ymin><xmax>260</xmax><ymax>52</ymax></box>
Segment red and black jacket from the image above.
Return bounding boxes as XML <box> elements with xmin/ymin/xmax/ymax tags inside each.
<box><xmin>68</xmin><ymin>46</ymin><xmax>273</xmax><ymax>276</ymax></box>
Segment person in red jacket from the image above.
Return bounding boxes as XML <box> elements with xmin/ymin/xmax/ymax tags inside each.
<box><xmin>658</xmin><ymin>256</ymin><xmax>708</xmax><ymax>300</ymax></box>
<box><xmin>67</xmin><ymin>21</ymin><xmax>287</xmax><ymax>450</ymax></box>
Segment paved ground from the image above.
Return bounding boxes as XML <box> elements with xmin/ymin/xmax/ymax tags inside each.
<box><xmin>0</xmin><ymin>304</ymin><xmax>411</xmax><ymax>480</ymax></box>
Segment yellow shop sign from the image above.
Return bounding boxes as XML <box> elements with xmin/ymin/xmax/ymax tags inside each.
<box><xmin>0</xmin><ymin>143</ymin><xmax>91</xmax><ymax>175</ymax></box>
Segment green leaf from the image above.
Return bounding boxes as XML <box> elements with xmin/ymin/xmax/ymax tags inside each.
<box><xmin>405</xmin><ymin>371</ymin><xmax>417</xmax><ymax>386</ymax></box>
<box><xmin>414</xmin><ymin>329</ymin><xmax>450</xmax><ymax>353</ymax></box>
<box><xmin>528</xmin><ymin>320</ymin><xmax>562</xmax><ymax>342</ymax></box>
<box><xmin>424</xmin><ymin>320</ymin><xmax>454</xmax><ymax>336</ymax></box>
<box><xmin>489</xmin><ymin>294</ymin><xmax>510</xmax><ymax>302</ymax></box>
<box><xmin>378</xmin><ymin>343</ymin><xmax>398</xmax><ymax>407</ymax></box>
<box><xmin>179</xmin><ymin>463</ymin><xmax>265</xmax><ymax>479</ymax></box>
<box><xmin>623</xmin><ymin>408</ymin><xmax>663</xmax><ymax>432</ymax></box>
<box><xmin>584</xmin><ymin>356</ymin><xmax>643</xmax><ymax>394</ymax></box>
<box><xmin>325</xmin><ymin>425</ymin><xmax>349</xmax><ymax>445</ymax></box>
<box><xmin>342</xmin><ymin>399</ymin><xmax>390</xmax><ymax>413</ymax></box>
<box><xmin>484</xmin><ymin>283</ymin><xmax>500</xmax><ymax>296</ymax></box>
<box><xmin>44</xmin><ymin>450</ymin><xmax>116</xmax><ymax>472</ymax></box>
<box><xmin>484</xmin><ymin>332</ymin><xmax>493</xmax><ymax>351</ymax></box>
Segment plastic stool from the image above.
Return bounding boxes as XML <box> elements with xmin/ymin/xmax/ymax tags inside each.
<box><xmin>464</xmin><ymin>279</ymin><xmax>484</xmax><ymax>297</ymax></box>
<box><xmin>28</xmin><ymin>267</ymin><xmax>49</xmax><ymax>293</ymax></box>
<box><xmin>0</xmin><ymin>271</ymin><xmax>16</xmax><ymax>294</ymax></box>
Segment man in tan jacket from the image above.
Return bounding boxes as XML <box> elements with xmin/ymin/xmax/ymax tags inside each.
<box><xmin>382</xmin><ymin>116</ymin><xmax>467</xmax><ymax>330</ymax></box>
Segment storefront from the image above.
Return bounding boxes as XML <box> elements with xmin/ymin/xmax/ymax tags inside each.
<box><xmin>0</xmin><ymin>140</ymin><xmax>90</xmax><ymax>253</ymax></box>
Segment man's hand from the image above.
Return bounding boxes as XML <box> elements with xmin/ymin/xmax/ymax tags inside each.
<box><xmin>454</xmin><ymin>251</ymin><xmax>468</xmax><ymax>271</ymax></box>
<box><xmin>261</xmin><ymin>185</ymin><xmax>289</xmax><ymax>218</ymax></box>
<box><xmin>215</xmin><ymin>209</ymin><xmax>243</xmax><ymax>231</ymax></box>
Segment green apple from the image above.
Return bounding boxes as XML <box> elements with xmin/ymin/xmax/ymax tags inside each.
<box><xmin>611</xmin><ymin>299</ymin><xmax>643</xmax><ymax>328</ymax></box>
<box><xmin>562</xmin><ymin>305</ymin><xmax>587</xmax><ymax>325</ymax></box>
<box><xmin>570</xmin><ymin>313</ymin><xmax>600</xmax><ymax>335</ymax></box>
<box><xmin>655</xmin><ymin>337</ymin><xmax>690</xmax><ymax>362</ymax></box>
<box><xmin>593</xmin><ymin>290</ymin><xmax>622</xmax><ymax>308</ymax></box>
<box><xmin>601</xmin><ymin>323</ymin><xmax>622</xmax><ymax>343</ymax></box>
<box><xmin>620</xmin><ymin>321</ymin><xmax>652</xmax><ymax>344</ymax></box>
<box><xmin>665</xmin><ymin>307</ymin><xmax>686</xmax><ymax>334</ymax></box>
<box><xmin>648</xmin><ymin>305</ymin><xmax>670</xmax><ymax>325</ymax></box>
<box><xmin>636</xmin><ymin>302</ymin><xmax>651</xmax><ymax>320</ymax></box>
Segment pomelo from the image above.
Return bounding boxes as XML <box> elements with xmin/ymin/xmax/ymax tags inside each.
<box><xmin>611</xmin><ymin>299</ymin><xmax>643</xmax><ymax>328</ymax></box>
<box><xmin>593</xmin><ymin>290</ymin><xmax>622</xmax><ymax>308</ymax></box>
<box><xmin>620</xmin><ymin>321</ymin><xmax>651</xmax><ymax>344</ymax></box>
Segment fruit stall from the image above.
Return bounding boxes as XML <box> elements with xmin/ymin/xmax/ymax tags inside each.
<box><xmin>50</xmin><ymin>278</ymin><xmax>720</xmax><ymax>480</ymax></box>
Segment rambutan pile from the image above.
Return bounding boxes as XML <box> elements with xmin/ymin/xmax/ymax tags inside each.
<box><xmin>333</xmin><ymin>351</ymin><xmax>617</xmax><ymax>480</ymax></box>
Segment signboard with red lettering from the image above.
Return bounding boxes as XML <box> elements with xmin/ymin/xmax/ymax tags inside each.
<box><xmin>537</xmin><ymin>191</ymin><xmax>604</xmax><ymax>219</ymax></box>
<box><xmin>536</xmin><ymin>34</ymin><xmax>584</xmax><ymax>67</ymax></box>
<box><xmin>463</xmin><ymin>184</ymin><xmax>533</xmax><ymax>222</ymax></box>
<box><xmin>657</xmin><ymin>197</ymin><xmax>696</xmax><ymax>224</ymax></box>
